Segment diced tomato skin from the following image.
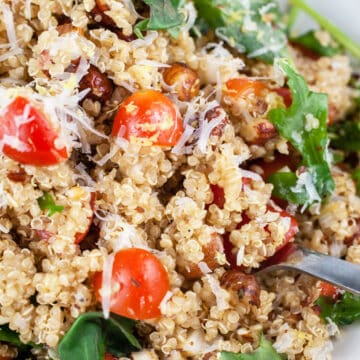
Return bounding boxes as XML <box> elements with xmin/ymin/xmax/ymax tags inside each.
<box><xmin>224</xmin><ymin>78</ymin><xmax>266</xmax><ymax>98</ymax></box>
<box><xmin>104</xmin><ymin>354</ymin><xmax>117</xmax><ymax>360</ymax></box>
<box><xmin>93</xmin><ymin>248</ymin><xmax>170</xmax><ymax>320</ymax></box>
<box><xmin>0</xmin><ymin>97</ymin><xmax>68</xmax><ymax>166</ymax></box>
<box><xmin>112</xmin><ymin>90</ymin><xmax>183</xmax><ymax>147</ymax></box>
<box><xmin>209</xmin><ymin>184</ymin><xmax>225</xmax><ymax>209</ymax></box>
<box><xmin>275</xmin><ymin>87</ymin><xmax>292</xmax><ymax>108</ymax></box>
<box><xmin>74</xmin><ymin>192</ymin><xmax>96</xmax><ymax>244</ymax></box>
<box><xmin>318</xmin><ymin>281</ymin><xmax>338</xmax><ymax>298</ymax></box>
<box><xmin>208</xmin><ymin>178</ymin><xmax>252</xmax><ymax>210</ymax></box>
<box><xmin>274</xmin><ymin>207</ymin><xmax>299</xmax><ymax>251</ymax></box>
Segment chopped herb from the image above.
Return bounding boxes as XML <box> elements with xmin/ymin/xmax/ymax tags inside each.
<box><xmin>329</xmin><ymin>120</ymin><xmax>360</xmax><ymax>152</ymax></box>
<box><xmin>268</xmin><ymin>59</ymin><xmax>334</xmax><ymax>206</ymax></box>
<box><xmin>315</xmin><ymin>292</ymin><xmax>360</xmax><ymax>326</ymax></box>
<box><xmin>220</xmin><ymin>333</ymin><xmax>286</xmax><ymax>360</ymax></box>
<box><xmin>58</xmin><ymin>312</ymin><xmax>141</xmax><ymax>360</ymax></box>
<box><xmin>134</xmin><ymin>0</ymin><xmax>185</xmax><ymax>38</ymax></box>
<box><xmin>37</xmin><ymin>192</ymin><xmax>64</xmax><ymax>217</ymax></box>
<box><xmin>289</xmin><ymin>0</ymin><xmax>360</xmax><ymax>60</ymax></box>
<box><xmin>193</xmin><ymin>0</ymin><xmax>288</xmax><ymax>63</ymax></box>
<box><xmin>291</xmin><ymin>30</ymin><xmax>341</xmax><ymax>57</ymax></box>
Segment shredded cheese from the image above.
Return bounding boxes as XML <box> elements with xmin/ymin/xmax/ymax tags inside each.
<box><xmin>101</xmin><ymin>253</ymin><xmax>115</xmax><ymax>319</ymax></box>
<box><xmin>0</xmin><ymin>3</ymin><xmax>22</xmax><ymax>61</ymax></box>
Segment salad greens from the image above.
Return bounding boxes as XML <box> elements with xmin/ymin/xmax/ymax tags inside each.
<box><xmin>315</xmin><ymin>292</ymin><xmax>360</xmax><ymax>326</ymax></box>
<box><xmin>329</xmin><ymin>120</ymin><xmax>360</xmax><ymax>152</ymax></box>
<box><xmin>134</xmin><ymin>0</ymin><xmax>185</xmax><ymax>38</ymax></box>
<box><xmin>290</xmin><ymin>30</ymin><xmax>341</xmax><ymax>57</ymax></box>
<box><xmin>58</xmin><ymin>312</ymin><xmax>141</xmax><ymax>360</ymax></box>
<box><xmin>193</xmin><ymin>0</ymin><xmax>288</xmax><ymax>63</ymax></box>
<box><xmin>268</xmin><ymin>59</ymin><xmax>334</xmax><ymax>206</ymax></box>
<box><xmin>37</xmin><ymin>192</ymin><xmax>64</xmax><ymax>217</ymax></box>
<box><xmin>220</xmin><ymin>333</ymin><xmax>286</xmax><ymax>360</ymax></box>
<box><xmin>289</xmin><ymin>0</ymin><xmax>360</xmax><ymax>60</ymax></box>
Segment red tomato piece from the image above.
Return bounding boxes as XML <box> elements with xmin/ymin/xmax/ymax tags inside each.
<box><xmin>269</xmin><ymin>206</ymin><xmax>299</xmax><ymax>251</ymax></box>
<box><xmin>224</xmin><ymin>78</ymin><xmax>266</xmax><ymax>98</ymax></box>
<box><xmin>93</xmin><ymin>248</ymin><xmax>170</xmax><ymax>320</ymax></box>
<box><xmin>318</xmin><ymin>281</ymin><xmax>338</xmax><ymax>298</ymax></box>
<box><xmin>112</xmin><ymin>90</ymin><xmax>183</xmax><ymax>147</ymax></box>
<box><xmin>209</xmin><ymin>184</ymin><xmax>225</xmax><ymax>209</ymax></box>
<box><xmin>208</xmin><ymin>178</ymin><xmax>252</xmax><ymax>210</ymax></box>
<box><xmin>74</xmin><ymin>192</ymin><xmax>96</xmax><ymax>244</ymax></box>
<box><xmin>275</xmin><ymin>87</ymin><xmax>292</xmax><ymax>108</ymax></box>
<box><xmin>104</xmin><ymin>354</ymin><xmax>117</xmax><ymax>360</ymax></box>
<box><xmin>0</xmin><ymin>97</ymin><xmax>68</xmax><ymax>166</ymax></box>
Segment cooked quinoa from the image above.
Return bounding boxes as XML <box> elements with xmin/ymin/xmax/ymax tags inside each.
<box><xmin>0</xmin><ymin>0</ymin><xmax>359</xmax><ymax>359</ymax></box>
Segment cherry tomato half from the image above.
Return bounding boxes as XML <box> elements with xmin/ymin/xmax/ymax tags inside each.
<box><xmin>112</xmin><ymin>90</ymin><xmax>183</xmax><ymax>147</ymax></box>
<box><xmin>0</xmin><ymin>97</ymin><xmax>68</xmax><ymax>166</ymax></box>
<box><xmin>93</xmin><ymin>248</ymin><xmax>170</xmax><ymax>320</ymax></box>
<box><xmin>223</xmin><ymin>78</ymin><xmax>266</xmax><ymax>99</ymax></box>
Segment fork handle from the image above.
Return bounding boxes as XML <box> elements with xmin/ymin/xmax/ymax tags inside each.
<box><xmin>263</xmin><ymin>246</ymin><xmax>360</xmax><ymax>295</ymax></box>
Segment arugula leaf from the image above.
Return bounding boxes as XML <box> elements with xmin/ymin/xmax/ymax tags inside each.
<box><xmin>193</xmin><ymin>0</ymin><xmax>288</xmax><ymax>63</ymax></box>
<box><xmin>329</xmin><ymin>120</ymin><xmax>360</xmax><ymax>152</ymax></box>
<box><xmin>37</xmin><ymin>192</ymin><xmax>64</xmax><ymax>217</ymax></box>
<box><xmin>315</xmin><ymin>292</ymin><xmax>360</xmax><ymax>326</ymax></box>
<box><xmin>58</xmin><ymin>312</ymin><xmax>141</xmax><ymax>360</ymax></box>
<box><xmin>134</xmin><ymin>0</ymin><xmax>185</xmax><ymax>38</ymax></box>
<box><xmin>291</xmin><ymin>30</ymin><xmax>341</xmax><ymax>57</ymax></box>
<box><xmin>220</xmin><ymin>333</ymin><xmax>286</xmax><ymax>360</ymax></box>
<box><xmin>268</xmin><ymin>59</ymin><xmax>334</xmax><ymax>206</ymax></box>
<box><xmin>289</xmin><ymin>0</ymin><xmax>360</xmax><ymax>60</ymax></box>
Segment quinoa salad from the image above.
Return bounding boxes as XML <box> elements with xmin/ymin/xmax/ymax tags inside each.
<box><xmin>0</xmin><ymin>0</ymin><xmax>360</xmax><ymax>359</ymax></box>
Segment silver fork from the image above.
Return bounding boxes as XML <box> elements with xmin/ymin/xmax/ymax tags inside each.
<box><xmin>256</xmin><ymin>243</ymin><xmax>360</xmax><ymax>295</ymax></box>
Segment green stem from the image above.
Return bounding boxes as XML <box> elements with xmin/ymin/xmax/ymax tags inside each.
<box><xmin>289</xmin><ymin>0</ymin><xmax>360</xmax><ymax>60</ymax></box>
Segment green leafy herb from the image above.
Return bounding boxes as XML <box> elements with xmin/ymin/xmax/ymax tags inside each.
<box><xmin>0</xmin><ymin>325</ymin><xmax>40</xmax><ymax>358</ymax></box>
<box><xmin>134</xmin><ymin>0</ymin><xmax>185</xmax><ymax>38</ymax></box>
<box><xmin>220</xmin><ymin>333</ymin><xmax>286</xmax><ymax>360</ymax></box>
<box><xmin>37</xmin><ymin>192</ymin><xmax>64</xmax><ymax>217</ymax></box>
<box><xmin>58</xmin><ymin>312</ymin><xmax>141</xmax><ymax>360</ymax></box>
<box><xmin>315</xmin><ymin>292</ymin><xmax>360</xmax><ymax>326</ymax></box>
<box><xmin>329</xmin><ymin>120</ymin><xmax>360</xmax><ymax>152</ymax></box>
<box><xmin>268</xmin><ymin>59</ymin><xmax>334</xmax><ymax>206</ymax></box>
<box><xmin>193</xmin><ymin>0</ymin><xmax>288</xmax><ymax>63</ymax></box>
<box><xmin>291</xmin><ymin>30</ymin><xmax>341</xmax><ymax>57</ymax></box>
<box><xmin>289</xmin><ymin>0</ymin><xmax>360</xmax><ymax>60</ymax></box>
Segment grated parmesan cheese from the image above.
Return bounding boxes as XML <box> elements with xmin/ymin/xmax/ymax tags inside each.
<box><xmin>101</xmin><ymin>253</ymin><xmax>115</xmax><ymax>319</ymax></box>
<box><xmin>159</xmin><ymin>291</ymin><xmax>173</xmax><ymax>314</ymax></box>
<box><xmin>291</xmin><ymin>170</ymin><xmax>321</xmax><ymax>212</ymax></box>
<box><xmin>205</xmin><ymin>274</ymin><xmax>229</xmax><ymax>311</ymax></box>
<box><xmin>0</xmin><ymin>3</ymin><xmax>22</xmax><ymax>61</ymax></box>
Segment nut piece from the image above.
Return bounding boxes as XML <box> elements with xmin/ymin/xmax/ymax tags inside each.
<box><xmin>56</xmin><ymin>23</ymin><xmax>84</xmax><ymax>36</ymax></box>
<box><xmin>177</xmin><ymin>233</ymin><xmax>224</xmax><ymax>279</ymax></box>
<box><xmin>7</xmin><ymin>168</ymin><xmax>28</xmax><ymax>183</ymax></box>
<box><xmin>205</xmin><ymin>106</ymin><xmax>230</xmax><ymax>138</ymax></box>
<box><xmin>89</xmin><ymin>0</ymin><xmax>115</xmax><ymax>28</ymax></box>
<box><xmin>79</xmin><ymin>64</ymin><xmax>114</xmax><ymax>103</ymax></box>
<box><xmin>220</xmin><ymin>269</ymin><xmax>260</xmax><ymax>306</ymax></box>
<box><xmin>163</xmin><ymin>63</ymin><xmax>200</xmax><ymax>101</ymax></box>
